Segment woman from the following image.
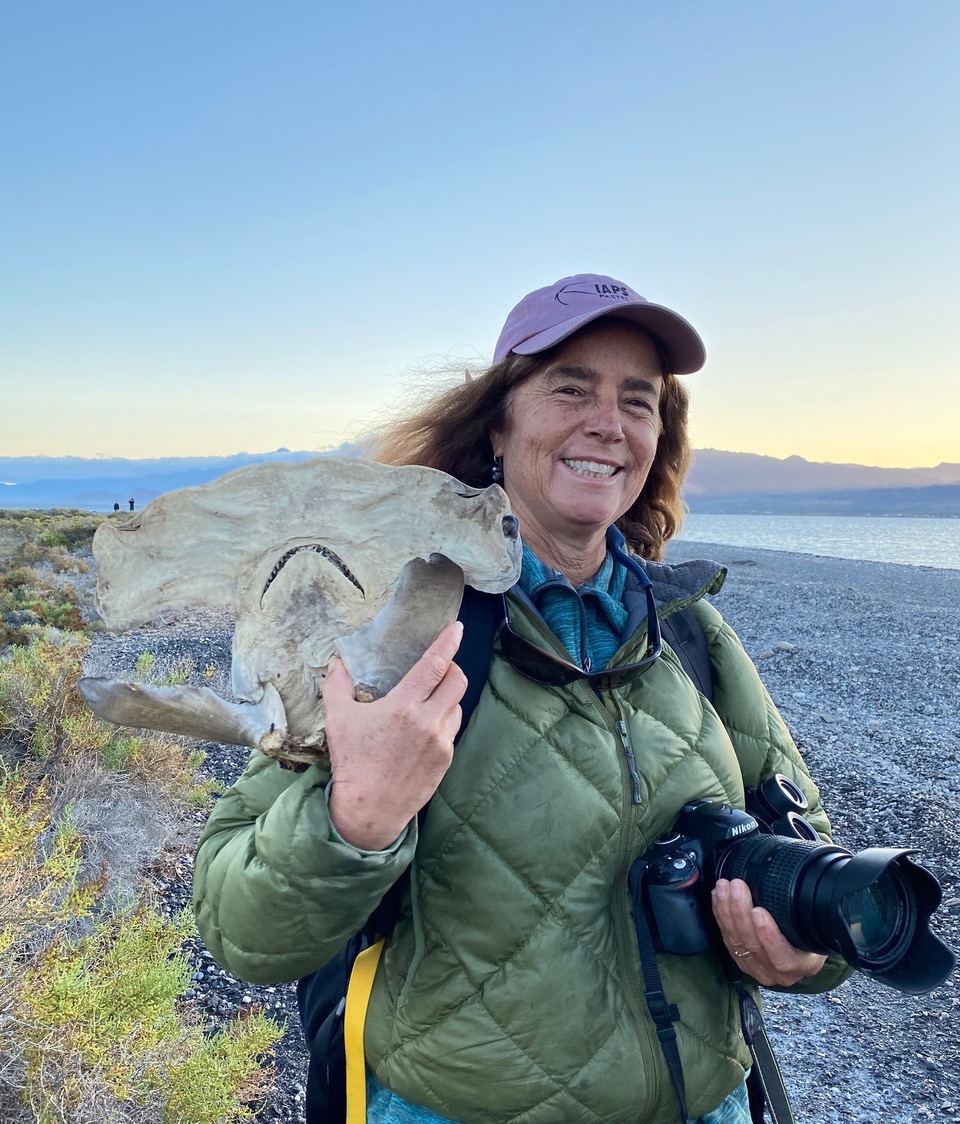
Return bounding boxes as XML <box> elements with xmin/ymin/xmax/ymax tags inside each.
<box><xmin>194</xmin><ymin>273</ymin><xmax>849</xmax><ymax>1123</ymax></box>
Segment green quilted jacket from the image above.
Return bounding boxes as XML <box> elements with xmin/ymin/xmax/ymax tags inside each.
<box><xmin>194</xmin><ymin>559</ymin><xmax>850</xmax><ymax>1123</ymax></box>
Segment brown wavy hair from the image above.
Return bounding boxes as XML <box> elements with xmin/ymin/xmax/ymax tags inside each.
<box><xmin>372</xmin><ymin>337</ymin><xmax>691</xmax><ymax>560</ymax></box>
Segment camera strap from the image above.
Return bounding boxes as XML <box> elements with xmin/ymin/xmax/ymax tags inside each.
<box><xmin>630</xmin><ymin>858</ymin><xmax>798</xmax><ymax>1124</ymax></box>
<box><xmin>628</xmin><ymin>858</ymin><xmax>690</xmax><ymax>1123</ymax></box>
<box><xmin>733</xmin><ymin>977</ymin><xmax>796</xmax><ymax>1124</ymax></box>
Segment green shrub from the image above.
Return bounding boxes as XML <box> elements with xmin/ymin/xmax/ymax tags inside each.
<box><xmin>0</xmin><ymin>509</ymin><xmax>105</xmax><ymax>568</ymax></box>
<box><xmin>0</xmin><ymin>510</ymin><xmax>275</xmax><ymax>1121</ymax></box>
<box><xmin>0</xmin><ymin>510</ymin><xmax>104</xmax><ymax>647</ymax></box>
<box><xmin>0</xmin><ymin>630</ymin><xmax>214</xmax><ymax>805</ymax></box>
<box><xmin>36</xmin><ymin>513</ymin><xmax>102</xmax><ymax>553</ymax></box>
<box><xmin>133</xmin><ymin>650</ymin><xmax>196</xmax><ymax>689</ymax></box>
<box><xmin>1</xmin><ymin>769</ymin><xmax>280</xmax><ymax>1123</ymax></box>
<box><xmin>0</xmin><ymin>568</ymin><xmax>85</xmax><ymax>648</ymax></box>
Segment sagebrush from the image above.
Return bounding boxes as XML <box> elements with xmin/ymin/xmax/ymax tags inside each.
<box><xmin>0</xmin><ymin>509</ymin><xmax>278</xmax><ymax>1123</ymax></box>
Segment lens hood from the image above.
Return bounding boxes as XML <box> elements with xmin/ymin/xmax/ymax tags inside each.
<box><xmin>828</xmin><ymin>847</ymin><xmax>956</xmax><ymax>994</ymax></box>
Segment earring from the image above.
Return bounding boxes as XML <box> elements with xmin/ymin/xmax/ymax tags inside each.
<box><xmin>491</xmin><ymin>455</ymin><xmax>504</xmax><ymax>484</ymax></box>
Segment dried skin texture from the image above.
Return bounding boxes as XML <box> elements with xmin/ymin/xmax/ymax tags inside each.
<box><xmin>78</xmin><ymin>459</ymin><xmax>521</xmax><ymax>766</ymax></box>
<box><xmin>336</xmin><ymin>554</ymin><xmax>466</xmax><ymax>700</ymax></box>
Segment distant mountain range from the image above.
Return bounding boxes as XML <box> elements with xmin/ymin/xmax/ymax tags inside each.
<box><xmin>0</xmin><ymin>447</ymin><xmax>362</xmax><ymax>510</ymax></box>
<box><xmin>1</xmin><ymin>447</ymin><xmax>959</xmax><ymax>516</ymax></box>
<box><xmin>683</xmin><ymin>450</ymin><xmax>960</xmax><ymax>516</ymax></box>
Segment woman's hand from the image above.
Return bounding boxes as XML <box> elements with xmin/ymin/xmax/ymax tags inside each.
<box><xmin>711</xmin><ymin>878</ymin><xmax>827</xmax><ymax>987</ymax></box>
<box><xmin>322</xmin><ymin>621</ymin><xmax>467</xmax><ymax>851</ymax></box>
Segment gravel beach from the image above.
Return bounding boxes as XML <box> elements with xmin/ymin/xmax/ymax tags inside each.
<box><xmin>667</xmin><ymin>541</ymin><xmax>960</xmax><ymax>1124</ymax></box>
<box><xmin>84</xmin><ymin>541</ymin><xmax>960</xmax><ymax>1123</ymax></box>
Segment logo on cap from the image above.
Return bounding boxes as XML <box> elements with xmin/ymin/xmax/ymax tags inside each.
<box><xmin>556</xmin><ymin>281</ymin><xmax>635</xmax><ymax>305</ymax></box>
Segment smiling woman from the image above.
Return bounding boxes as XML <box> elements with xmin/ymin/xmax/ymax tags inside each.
<box><xmin>490</xmin><ymin>321</ymin><xmax>664</xmax><ymax>583</ymax></box>
<box><xmin>193</xmin><ymin>273</ymin><xmax>852</xmax><ymax>1124</ymax></box>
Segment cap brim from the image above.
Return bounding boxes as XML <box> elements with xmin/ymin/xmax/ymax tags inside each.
<box><xmin>510</xmin><ymin>303</ymin><xmax>706</xmax><ymax>374</ymax></box>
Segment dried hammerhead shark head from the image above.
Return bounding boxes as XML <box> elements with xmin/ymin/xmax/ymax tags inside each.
<box><xmin>78</xmin><ymin>458</ymin><xmax>522</xmax><ymax>766</ymax></box>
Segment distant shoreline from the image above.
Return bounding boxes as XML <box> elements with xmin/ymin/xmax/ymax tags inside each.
<box><xmin>4</xmin><ymin>495</ymin><xmax>960</xmax><ymax>518</ymax></box>
<box><xmin>675</xmin><ymin>515</ymin><xmax>960</xmax><ymax>572</ymax></box>
<box><xmin>3</xmin><ymin>446</ymin><xmax>960</xmax><ymax>519</ymax></box>
<box><xmin>670</xmin><ymin>536</ymin><xmax>960</xmax><ymax>577</ymax></box>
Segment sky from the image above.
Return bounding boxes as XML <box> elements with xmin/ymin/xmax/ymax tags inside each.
<box><xmin>1</xmin><ymin>1</ymin><xmax>957</xmax><ymax>468</ymax></box>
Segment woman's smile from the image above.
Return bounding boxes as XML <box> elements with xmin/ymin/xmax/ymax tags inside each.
<box><xmin>561</xmin><ymin>458</ymin><xmax>621</xmax><ymax>479</ymax></box>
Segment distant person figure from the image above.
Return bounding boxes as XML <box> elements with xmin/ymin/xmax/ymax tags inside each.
<box><xmin>113</xmin><ymin>502</ymin><xmax>120</xmax><ymax>513</ymax></box>
<box><xmin>129</xmin><ymin>498</ymin><xmax>135</xmax><ymax>512</ymax></box>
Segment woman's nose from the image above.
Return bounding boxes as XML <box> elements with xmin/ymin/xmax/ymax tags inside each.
<box><xmin>585</xmin><ymin>399</ymin><xmax>624</xmax><ymax>440</ymax></box>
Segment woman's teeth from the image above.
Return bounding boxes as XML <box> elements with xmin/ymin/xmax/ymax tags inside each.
<box><xmin>563</xmin><ymin>459</ymin><xmax>617</xmax><ymax>479</ymax></box>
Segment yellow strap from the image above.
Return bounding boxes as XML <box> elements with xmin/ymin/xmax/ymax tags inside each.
<box><xmin>344</xmin><ymin>937</ymin><xmax>385</xmax><ymax>1124</ymax></box>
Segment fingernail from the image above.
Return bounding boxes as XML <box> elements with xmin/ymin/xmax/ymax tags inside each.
<box><xmin>715</xmin><ymin>882</ymin><xmax>728</xmax><ymax>901</ymax></box>
<box><xmin>754</xmin><ymin>911</ymin><xmax>766</xmax><ymax>928</ymax></box>
<box><xmin>453</xmin><ymin>620</ymin><xmax>464</xmax><ymax>642</ymax></box>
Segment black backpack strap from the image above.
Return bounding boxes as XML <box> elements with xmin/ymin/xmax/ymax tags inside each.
<box><xmin>298</xmin><ymin>931</ymin><xmax>366</xmax><ymax>1124</ymax></box>
<box><xmin>453</xmin><ymin>586</ymin><xmax>502</xmax><ymax>742</ymax></box>
<box><xmin>628</xmin><ymin>858</ymin><xmax>689</xmax><ymax>1123</ymax></box>
<box><xmin>660</xmin><ymin>606</ymin><xmax>714</xmax><ymax>703</ymax></box>
<box><xmin>636</xmin><ymin>607</ymin><xmax>798</xmax><ymax>1123</ymax></box>
<box><xmin>365</xmin><ymin>589</ymin><xmax>502</xmax><ymax>938</ymax></box>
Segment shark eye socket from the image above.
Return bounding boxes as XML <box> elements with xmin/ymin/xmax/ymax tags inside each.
<box><xmin>261</xmin><ymin>544</ymin><xmax>364</xmax><ymax>603</ymax></box>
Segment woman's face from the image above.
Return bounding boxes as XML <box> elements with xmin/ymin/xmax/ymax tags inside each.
<box><xmin>491</xmin><ymin>321</ymin><xmax>663</xmax><ymax>550</ymax></box>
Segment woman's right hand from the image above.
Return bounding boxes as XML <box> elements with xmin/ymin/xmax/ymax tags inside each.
<box><xmin>322</xmin><ymin>621</ymin><xmax>467</xmax><ymax>850</ymax></box>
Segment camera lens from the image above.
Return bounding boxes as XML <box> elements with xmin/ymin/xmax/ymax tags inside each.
<box><xmin>768</xmin><ymin>811</ymin><xmax>820</xmax><ymax>841</ymax></box>
<box><xmin>838</xmin><ymin>868</ymin><xmax>909</xmax><ymax>960</ymax></box>
<box><xmin>715</xmin><ymin>836</ymin><xmax>955</xmax><ymax>994</ymax></box>
<box><xmin>715</xmin><ymin>834</ymin><xmax>825</xmax><ymax>949</ymax></box>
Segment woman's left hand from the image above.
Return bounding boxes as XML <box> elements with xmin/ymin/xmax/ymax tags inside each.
<box><xmin>711</xmin><ymin>878</ymin><xmax>827</xmax><ymax>987</ymax></box>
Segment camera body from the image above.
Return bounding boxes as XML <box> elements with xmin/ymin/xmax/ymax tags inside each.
<box><xmin>642</xmin><ymin>797</ymin><xmax>781</xmax><ymax>957</ymax></box>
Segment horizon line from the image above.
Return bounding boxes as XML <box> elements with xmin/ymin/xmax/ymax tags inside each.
<box><xmin>1</xmin><ymin>447</ymin><xmax>957</xmax><ymax>473</ymax></box>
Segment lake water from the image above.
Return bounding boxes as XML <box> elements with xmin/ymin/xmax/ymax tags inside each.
<box><xmin>676</xmin><ymin>514</ymin><xmax>960</xmax><ymax>571</ymax></box>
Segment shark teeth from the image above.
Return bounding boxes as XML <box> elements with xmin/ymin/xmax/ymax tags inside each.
<box><xmin>261</xmin><ymin>543</ymin><xmax>364</xmax><ymax>603</ymax></box>
<box><xmin>562</xmin><ymin>459</ymin><xmax>618</xmax><ymax>479</ymax></box>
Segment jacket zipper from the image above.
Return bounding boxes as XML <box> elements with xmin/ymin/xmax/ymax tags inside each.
<box><xmin>578</xmin><ymin>685</ymin><xmax>662</xmax><ymax>1111</ymax></box>
<box><xmin>616</xmin><ymin>717</ymin><xmax>641</xmax><ymax>805</ymax></box>
<box><xmin>504</xmin><ymin>597</ymin><xmax>667</xmax><ymax>1110</ymax></box>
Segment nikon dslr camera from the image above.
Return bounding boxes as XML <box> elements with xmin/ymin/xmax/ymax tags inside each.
<box><xmin>631</xmin><ymin>774</ymin><xmax>955</xmax><ymax>995</ymax></box>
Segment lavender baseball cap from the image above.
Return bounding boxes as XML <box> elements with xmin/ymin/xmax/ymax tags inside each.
<box><xmin>493</xmin><ymin>273</ymin><xmax>706</xmax><ymax>374</ymax></box>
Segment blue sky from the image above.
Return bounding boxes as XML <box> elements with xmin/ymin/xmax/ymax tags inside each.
<box><xmin>2</xmin><ymin>1</ymin><xmax>957</xmax><ymax>466</ymax></box>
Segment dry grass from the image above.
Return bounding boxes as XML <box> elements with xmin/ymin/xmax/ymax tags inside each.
<box><xmin>0</xmin><ymin>510</ymin><xmax>279</xmax><ymax>1122</ymax></box>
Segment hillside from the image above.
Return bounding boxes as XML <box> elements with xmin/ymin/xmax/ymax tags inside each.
<box><xmin>684</xmin><ymin>450</ymin><xmax>960</xmax><ymax>496</ymax></box>
<box><xmin>2</xmin><ymin>448</ymin><xmax>960</xmax><ymax>516</ymax></box>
